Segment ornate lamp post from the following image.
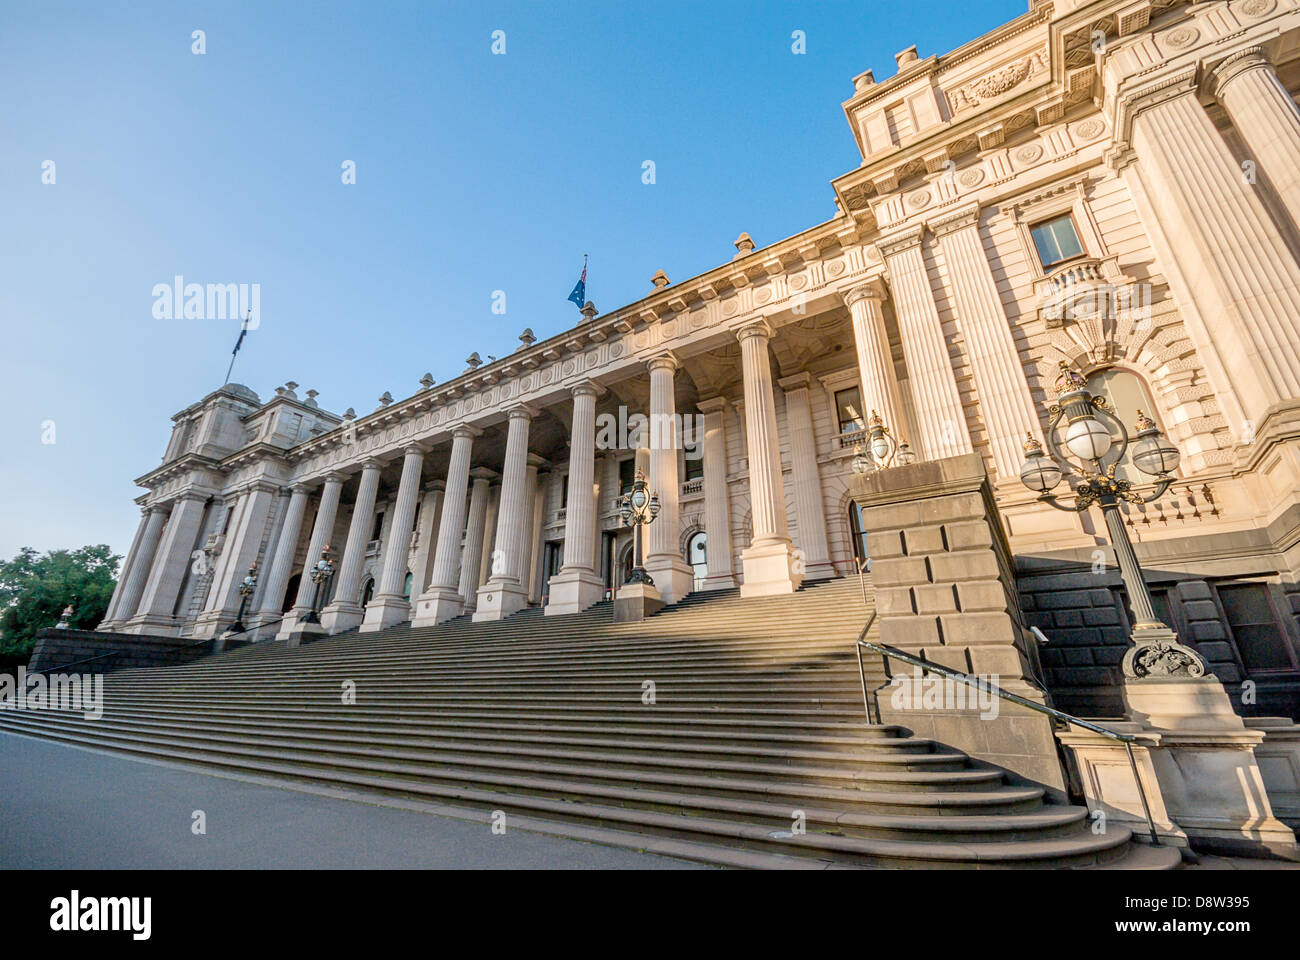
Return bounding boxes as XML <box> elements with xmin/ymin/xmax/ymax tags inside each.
<box><xmin>224</xmin><ymin>563</ymin><xmax>258</xmax><ymax>637</ymax></box>
<box><xmin>1020</xmin><ymin>362</ymin><xmax>1205</xmax><ymax>678</ymax></box>
<box><xmin>299</xmin><ymin>547</ymin><xmax>335</xmax><ymax>627</ymax></box>
<box><xmin>851</xmin><ymin>410</ymin><xmax>918</xmax><ymax>474</ymax></box>
<box><xmin>616</xmin><ymin>468</ymin><xmax>660</xmax><ymax>585</ymax></box>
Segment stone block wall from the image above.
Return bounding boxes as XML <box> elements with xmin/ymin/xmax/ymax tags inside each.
<box><xmin>27</xmin><ymin>628</ymin><xmax>212</xmax><ymax>675</ymax></box>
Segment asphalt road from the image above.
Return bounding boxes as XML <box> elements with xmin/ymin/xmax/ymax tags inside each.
<box><xmin>0</xmin><ymin>733</ymin><xmax>703</xmax><ymax>870</ymax></box>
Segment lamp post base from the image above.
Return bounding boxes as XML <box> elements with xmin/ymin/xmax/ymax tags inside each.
<box><xmin>613</xmin><ymin>582</ymin><xmax>664</xmax><ymax>622</ymax></box>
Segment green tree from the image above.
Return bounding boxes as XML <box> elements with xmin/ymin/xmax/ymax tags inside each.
<box><xmin>0</xmin><ymin>545</ymin><xmax>120</xmax><ymax>659</ymax></box>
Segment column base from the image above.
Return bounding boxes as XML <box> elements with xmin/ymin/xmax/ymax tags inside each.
<box><xmin>319</xmin><ymin>601</ymin><xmax>364</xmax><ymax>634</ymax></box>
<box><xmin>275</xmin><ymin>608</ymin><xmax>307</xmax><ymax>641</ymax></box>
<box><xmin>700</xmin><ymin>571</ymin><xmax>736</xmax><ymax>591</ymax></box>
<box><xmin>285</xmin><ymin>619</ymin><xmax>328</xmax><ymax>648</ymax></box>
<box><xmin>545</xmin><ymin>568</ymin><xmax>605</xmax><ymax>616</ymax></box>
<box><xmin>613</xmin><ymin>582</ymin><xmax>664</xmax><ymax>622</ymax></box>
<box><xmin>739</xmin><ymin>539</ymin><xmax>804</xmax><ymax>597</ymax></box>
<box><xmin>119</xmin><ymin>614</ymin><xmax>184</xmax><ymax>637</ymax></box>
<box><xmin>473</xmin><ymin>578</ymin><xmax>529</xmax><ymax>622</ymax></box>
<box><xmin>411</xmin><ymin>587</ymin><xmax>465</xmax><ymax>627</ymax></box>
<box><xmin>359</xmin><ymin>594</ymin><xmax>413</xmax><ymax>632</ymax></box>
<box><xmin>643</xmin><ymin>556</ymin><xmax>694</xmax><ymax>605</ymax></box>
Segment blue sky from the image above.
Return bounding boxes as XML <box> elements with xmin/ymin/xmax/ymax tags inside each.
<box><xmin>0</xmin><ymin>0</ymin><xmax>1025</xmax><ymax>562</ymax></box>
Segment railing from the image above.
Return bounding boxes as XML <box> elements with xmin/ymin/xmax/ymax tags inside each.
<box><xmin>852</xmin><ymin>622</ymin><xmax>1161</xmax><ymax>845</ymax></box>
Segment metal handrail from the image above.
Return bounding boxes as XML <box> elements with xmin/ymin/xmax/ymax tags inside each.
<box><xmin>853</xmin><ymin>627</ymin><xmax>1160</xmax><ymax>845</ymax></box>
<box><xmin>27</xmin><ymin>649</ymin><xmax>122</xmax><ymax>676</ymax></box>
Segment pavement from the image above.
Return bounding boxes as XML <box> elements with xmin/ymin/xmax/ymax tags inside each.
<box><xmin>0</xmin><ymin>732</ymin><xmax>705</xmax><ymax>869</ymax></box>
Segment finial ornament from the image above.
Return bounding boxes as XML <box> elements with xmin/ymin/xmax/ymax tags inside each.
<box><xmin>1054</xmin><ymin>360</ymin><xmax>1087</xmax><ymax>395</ymax></box>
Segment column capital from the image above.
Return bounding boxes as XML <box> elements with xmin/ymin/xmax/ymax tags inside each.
<box><xmin>526</xmin><ymin>453</ymin><xmax>549</xmax><ymax>470</ymax></box>
<box><xmin>468</xmin><ymin>466</ymin><xmax>498</xmax><ymax>483</ymax></box>
<box><xmin>928</xmin><ymin>201</ymin><xmax>981</xmax><ymax>239</ymax></box>
<box><xmin>876</xmin><ymin>223</ymin><xmax>926</xmax><ymax>259</ymax></box>
<box><xmin>696</xmin><ymin>395</ymin><xmax>729</xmax><ymax>414</ymax></box>
<box><xmin>321</xmin><ymin>470</ymin><xmax>348</xmax><ymax>485</ymax></box>
<box><xmin>1209</xmin><ymin>46</ymin><xmax>1272</xmax><ymax>97</ymax></box>
<box><xmin>842</xmin><ymin>277</ymin><xmax>890</xmax><ymax>308</ymax></box>
<box><xmin>776</xmin><ymin>372</ymin><xmax>812</xmax><ymax>393</ymax></box>
<box><xmin>173</xmin><ymin>490</ymin><xmax>209</xmax><ymax>505</ymax></box>
<box><xmin>359</xmin><ymin>457</ymin><xmax>385</xmax><ymax>472</ymax></box>
<box><xmin>1113</xmin><ymin>63</ymin><xmax>1198</xmax><ymax>142</ymax></box>
<box><xmin>735</xmin><ymin>318</ymin><xmax>773</xmax><ymax>345</ymax></box>
<box><xmin>289</xmin><ymin>480</ymin><xmax>313</xmax><ymax>495</ymax></box>
<box><xmin>402</xmin><ymin>442</ymin><xmax>431</xmax><ymax>457</ymax></box>
<box><xmin>506</xmin><ymin>402</ymin><xmax>538</xmax><ymax>421</ymax></box>
<box><xmin>570</xmin><ymin>378</ymin><xmax>606</xmax><ymax>399</ymax></box>
<box><xmin>646</xmin><ymin>352</ymin><xmax>680</xmax><ymax>374</ymax></box>
<box><xmin>452</xmin><ymin>423</ymin><xmax>483</xmax><ymax>441</ymax></box>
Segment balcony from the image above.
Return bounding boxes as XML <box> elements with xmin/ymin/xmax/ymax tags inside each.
<box><xmin>681</xmin><ymin>478</ymin><xmax>704</xmax><ymax>497</ymax></box>
<box><xmin>1034</xmin><ymin>255</ymin><xmax>1146</xmax><ymax>329</ymax></box>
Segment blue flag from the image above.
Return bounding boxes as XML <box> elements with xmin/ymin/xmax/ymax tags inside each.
<box><xmin>567</xmin><ymin>257</ymin><xmax>587</xmax><ymax>310</ymax></box>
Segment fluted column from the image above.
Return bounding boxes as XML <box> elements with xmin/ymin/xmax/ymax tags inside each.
<box><xmin>361</xmin><ymin>445</ymin><xmax>427</xmax><ymax>631</ymax></box>
<box><xmin>1125</xmin><ymin>77</ymin><xmax>1300</xmax><ymax>422</ymax></box>
<box><xmin>115</xmin><ymin>506</ymin><xmax>168</xmax><ymax>624</ymax></box>
<box><xmin>459</xmin><ymin>470</ymin><xmax>495</xmax><ymax>610</ymax></box>
<box><xmin>276</xmin><ymin>473</ymin><xmax>344</xmax><ymax>639</ymax></box>
<box><xmin>878</xmin><ymin>225</ymin><xmax>973</xmax><ymax>460</ymax></box>
<box><xmin>474</xmin><ymin>405</ymin><xmax>536</xmax><ymax>620</ymax></box>
<box><xmin>697</xmin><ymin>396</ymin><xmax>735</xmax><ymax>590</ymax></box>
<box><xmin>1212</xmin><ymin>48</ymin><xmax>1300</xmax><ymax>238</ymax></box>
<box><xmin>195</xmin><ymin>482</ymin><xmax>277</xmax><ymax>637</ymax></box>
<box><xmin>256</xmin><ymin>483</ymin><xmax>309</xmax><ymax>625</ymax></box>
<box><xmin>644</xmin><ymin>354</ymin><xmax>694</xmax><ymax>603</ymax></box>
<box><xmin>128</xmin><ymin>494</ymin><xmax>207</xmax><ymax>632</ymax></box>
<box><xmin>736</xmin><ymin>320</ymin><xmax>803</xmax><ymax>597</ymax></box>
<box><xmin>410</xmin><ymin>483</ymin><xmax>444</xmax><ymax>596</ymax></box>
<box><xmin>413</xmin><ymin>425</ymin><xmax>480</xmax><ymax>625</ymax></box>
<box><xmin>547</xmin><ymin>381</ymin><xmax>606</xmax><ymax>615</ymax></box>
<box><xmin>842</xmin><ymin>280</ymin><xmax>908</xmax><ymax>439</ymax></box>
<box><xmin>777</xmin><ymin>374</ymin><xmax>834</xmax><ymax>579</ymax></box>
<box><xmin>320</xmin><ymin>459</ymin><xmax>382</xmax><ymax>633</ymax></box>
<box><xmin>99</xmin><ymin>508</ymin><xmax>152</xmax><ymax>629</ymax></box>
<box><xmin>931</xmin><ymin>204</ymin><xmax>1041</xmax><ymax>481</ymax></box>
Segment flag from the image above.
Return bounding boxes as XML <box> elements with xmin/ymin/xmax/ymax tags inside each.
<box><xmin>567</xmin><ymin>255</ymin><xmax>587</xmax><ymax>310</ymax></box>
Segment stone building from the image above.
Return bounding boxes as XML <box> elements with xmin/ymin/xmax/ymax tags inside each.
<box><xmin>98</xmin><ymin>0</ymin><xmax>1300</xmax><ymax>720</ymax></box>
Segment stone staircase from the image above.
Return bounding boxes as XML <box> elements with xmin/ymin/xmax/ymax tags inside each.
<box><xmin>0</xmin><ymin>576</ymin><xmax>1179</xmax><ymax>869</ymax></box>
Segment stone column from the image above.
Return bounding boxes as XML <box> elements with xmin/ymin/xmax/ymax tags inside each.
<box><xmin>931</xmin><ymin>204</ymin><xmax>1041</xmax><ymax>482</ymax></box>
<box><xmin>276</xmin><ymin>473</ymin><xmax>344</xmax><ymax>639</ymax></box>
<box><xmin>478</xmin><ymin>483</ymin><xmax>501</xmax><ymax>591</ymax></box>
<box><xmin>409</xmin><ymin>483</ymin><xmax>444</xmax><ymax>599</ymax></box>
<box><xmin>1212</xmin><ymin>47</ymin><xmax>1300</xmax><ymax>239</ymax></box>
<box><xmin>878</xmin><ymin>225</ymin><xmax>973</xmax><ymax>460</ymax></box>
<box><xmin>459</xmin><ymin>469</ymin><xmax>495</xmax><ymax>610</ymax></box>
<box><xmin>842</xmin><ymin>280</ymin><xmax>908</xmax><ymax>439</ymax></box>
<box><xmin>527</xmin><ymin>468</ymin><xmax>548</xmax><ymax>604</ymax></box>
<box><xmin>777</xmin><ymin>373</ymin><xmax>834</xmax><ymax>580</ymax></box>
<box><xmin>128</xmin><ymin>494</ymin><xmax>208</xmax><ymax>633</ymax></box>
<box><xmin>114</xmin><ymin>506</ymin><xmax>168</xmax><ymax>625</ymax></box>
<box><xmin>320</xmin><ymin>459</ymin><xmax>382</xmax><ymax>633</ymax></box>
<box><xmin>195</xmin><ymin>482</ymin><xmax>277</xmax><ymax>637</ymax></box>
<box><xmin>255</xmin><ymin>483</ymin><xmax>310</xmax><ymax>633</ymax></box>
<box><xmin>547</xmin><ymin>381</ymin><xmax>606</xmax><ymax>615</ymax></box>
<box><xmin>99</xmin><ymin>508</ymin><xmax>152</xmax><ymax>629</ymax></box>
<box><xmin>697</xmin><ymin>397</ymin><xmax>735</xmax><ymax>590</ymax></box>
<box><xmin>1123</xmin><ymin>75</ymin><xmax>1300</xmax><ymax>424</ymax></box>
<box><xmin>413</xmin><ymin>425</ymin><xmax>480</xmax><ymax>626</ymax></box>
<box><xmin>361</xmin><ymin>444</ymin><xmax>427</xmax><ymax>631</ymax></box>
<box><xmin>644</xmin><ymin>354</ymin><xmax>694</xmax><ymax>603</ymax></box>
<box><xmin>736</xmin><ymin>320</ymin><xmax>802</xmax><ymax>597</ymax></box>
<box><xmin>475</xmin><ymin>405</ymin><xmax>536</xmax><ymax>621</ymax></box>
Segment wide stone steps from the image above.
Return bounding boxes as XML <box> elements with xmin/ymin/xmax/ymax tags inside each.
<box><xmin>0</xmin><ymin>576</ymin><xmax>1180</xmax><ymax>869</ymax></box>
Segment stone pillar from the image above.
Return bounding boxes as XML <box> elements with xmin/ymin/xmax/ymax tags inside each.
<box><xmin>478</xmin><ymin>483</ymin><xmax>501</xmax><ymax>591</ymax></box>
<box><xmin>644</xmin><ymin>354</ymin><xmax>694</xmax><ymax>603</ymax></box>
<box><xmin>194</xmin><ymin>482</ymin><xmax>277</xmax><ymax>637</ymax></box>
<box><xmin>852</xmin><ymin>453</ymin><xmax>1065</xmax><ymax>799</ymax></box>
<box><xmin>320</xmin><ymin>459</ymin><xmax>382</xmax><ymax>633</ymax></box>
<box><xmin>410</xmin><ymin>483</ymin><xmax>444</xmax><ymax>600</ymax></box>
<box><xmin>930</xmin><ymin>204</ymin><xmax>1041</xmax><ymax>482</ymax></box>
<box><xmin>474</xmin><ymin>405</ymin><xmax>536</xmax><ymax>621</ymax></box>
<box><xmin>276</xmin><ymin>473</ymin><xmax>344</xmax><ymax>639</ymax></box>
<box><xmin>777</xmin><ymin>373</ymin><xmax>834</xmax><ymax>580</ymax></box>
<box><xmin>697</xmin><ymin>397</ymin><xmax>735</xmax><ymax>590</ymax></box>
<box><xmin>842</xmin><ymin>281</ymin><xmax>908</xmax><ymax>439</ymax></box>
<box><xmin>527</xmin><ymin>468</ymin><xmax>548</xmax><ymax>604</ymax></box>
<box><xmin>547</xmin><ymin>381</ymin><xmax>606</xmax><ymax>615</ymax></box>
<box><xmin>113</xmin><ymin>506</ymin><xmax>167</xmax><ymax>625</ymax></box>
<box><xmin>878</xmin><ymin>225</ymin><xmax>973</xmax><ymax>460</ymax></box>
<box><xmin>1122</xmin><ymin>75</ymin><xmax>1300</xmax><ymax>424</ymax></box>
<box><xmin>736</xmin><ymin>320</ymin><xmax>803</xmax><ymax>597</ymax></box>
<box><xmin>99</xmin><ymin>508</ymin><xmax>152</xmax><ymax>629</ymax></box>
<box><xmin>361</xmin><ymin>445</ymin><xmax>427</xmax><ymax>632</ymax></box>
<box><xmin>1212</xmin><ymin>47</ymin><xmax>1300</xmax><ymax>239</ymax></box>
<box><xmin>459</xmin><ymin>469</ymin><xmax>495</xmax><ymax>610</ymax></box>
<box><xmin>128</xmin><ymin>494</ymin><xmax>208</xmax><ymax>633</ymax></box>
<box><xmin>413</xmin><ymin>426</ymin><xmax>480</xmax><ymax>626</ymax></box>
<box><xmin>255</xmin><ymin>483</ymin><xmax>310</xmax><ymax>631</ymax></box>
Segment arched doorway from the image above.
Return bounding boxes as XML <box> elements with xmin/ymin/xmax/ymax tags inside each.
<box><xmin>402</xmin><ymin>571</ymin><xmax>414</xmax><ymax>603</ymax></box>
<box><xmin>360</xmin><ymin>577</ymin><xmax>376</xmax><ymax>609</ymax></box>
<box><xmin>618</xmin><ymin>542</ymin><xmax>634</xmax><ymax>585</ymax></box>
<box><xmin>848</xmin><ymin>502</ymin><xmax>870</xmax><ymax>571</ymax></box>
<box><xmin>281</xmin><ymin>573</ymin><xmax>301</xmax><ymax>613</ymax></box>
<box><xmin>687</xmin><ymin>531</ymin><xmax>708</xmax><ymax>590</ymax></box>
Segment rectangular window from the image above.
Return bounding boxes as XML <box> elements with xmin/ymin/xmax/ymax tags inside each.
<box><xmin>683</xmin><ymin>451</ymin><xmax>704</xmax><ymax>482</ymax></box>
<box><xmin>1217</xmin><ymin>583</ymin><xmax>1295</xmax><ymax>672</ymax></box>
<box><xmin>619</xmin><ymin>458</ymin><xmax>636</xmax><ymax>496</ymax></box>
<box><xmin>834</xmin><ymin>386</ymin><xmax>865</xmax><ymax>436</ymax></box>
<box><xmin>371</xmin><ymin>511</ymin><xmax>384</xmax><ymax>542</ymax></box>
<box><xmin>1030</xmin><ymin>214</ymin><xmax>1085</xmax><ymax>269</ymax></box>
<box><xmin>559</xmin><ymin>474</ymin><xmax>568</xmax><ymax>509</ymax></box>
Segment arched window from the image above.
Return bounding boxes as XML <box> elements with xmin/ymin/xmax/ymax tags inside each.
<box><xmin>1085</xmin><ymin>367</ymin><xmax>1162</xmax><ymax>482</ymax></box>
<box><xmin>281</xmin><ymin>573</ymin><xmax>301</xmax><ymax>613</ymax></box>
<box><xmin>402</xmin><ymin>572</ymin><xmax>413</xmax><ymax>602</ymax></box>
<box><xmin>687</xmin><ymin>531</ymin><xmax>708</xmax><ymax>590</ymax></box>
<box><xmin>848</xmin><ymin>503</ymin><xmax>870</xmax><ymax>570</ymax></box>
<box><xmin>360</xmin><ymin>577</ymin><xmax>375</xmax><ymax>608</ymax></box>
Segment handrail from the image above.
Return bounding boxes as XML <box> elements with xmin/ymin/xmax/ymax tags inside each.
<box><xmin>27</xmin><ymin>649</ymin><xmax>122</xmax><ymax>676</ymax></box>
<box><xmin>854</xmin><ymin>630</ymin><xmax>1161</xmax><ymax>846</ymax></box>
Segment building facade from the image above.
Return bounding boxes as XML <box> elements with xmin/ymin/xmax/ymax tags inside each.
<box><xmin>99</xmin><ymin>0</ymin><xmax>1300</xmax><ymax>718</ymax></box>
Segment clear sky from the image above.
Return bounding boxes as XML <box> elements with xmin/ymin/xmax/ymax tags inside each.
<box><xmin>0</xmin><ymin>0</ymin><xmax>1026</xmax><ymax>563</ymax></box>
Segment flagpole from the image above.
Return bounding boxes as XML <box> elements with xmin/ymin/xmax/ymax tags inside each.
<box><xmin>224</xmin><ymin>311</ymin><xmax>251</xmax><ymax>385</ymax></box>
